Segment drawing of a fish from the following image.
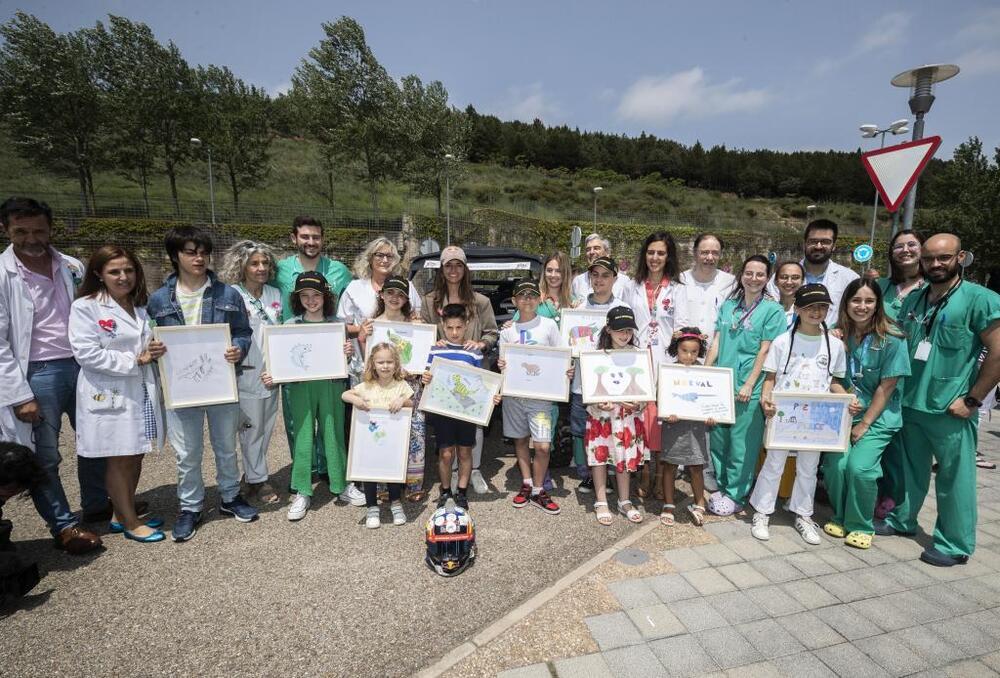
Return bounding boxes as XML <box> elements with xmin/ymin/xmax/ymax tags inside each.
<box><xmin>290</xmin><ymin>343</ymin><xmax>312</xmax><ymax>370</ymax></box>
<box><xmin>673</xmin><ymin>392</ymin><xmax>700</xmax><ymax>402</ymax></box>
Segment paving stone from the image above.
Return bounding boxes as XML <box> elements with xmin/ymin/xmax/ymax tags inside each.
<box><xmin>771</xmin><ymin>652</ymin><xmax>838</xmax><ymax>677</ymax></box>
<box><xmin>963</xmin><ymin>610</ymin><xmax>1000</xmax><ymax>642</ymax></box>
<box><xmin>553</xmin><ymin>653</ymin><xmax>613</xmax><ymax>678</ymax></box>
<box><xmin>776</xmin><ymin>611</ymin><xmax>845</xmax><ymax>650</ymax></box>
<box><xmin>847</xmin><ymin>544</ymin><xmax>897</xmax><ymax>566</ymax></box>
<box><xmin>816</xmin><ymin>547</ymin><xmax>868</xmax><ymax>572</ymax></box>
<box><xmin>813</xmin><ymin>604</ymin><xmax>884</xmax><ymax>640</ymax></box>
<box><xmin>939</xmin><ymin>659</ymin><xmax>1000</xmax><ymax>677</ymax></box>
<box><xmin>723</xmin><ymin>661</ymin><xmax>783</xmax><ymax>677</ymax></box>
<box><xmin>726</xmin><ymin>537</ymin><xmax>774</xmax><ymax>561</ymax></box>
<box><xmin>872</xmin><ymin>535</ymin><xmax>925</xmax><ymax>561</ymax></box>
<box><xmin>692</xmin><ymin>542</ymin><xmax>743</xmax><ymax>567</ymax></box>
<box><xmin>882</xmin><ymin>590</ymin><xmax>951</xmax><ymax>624</ymax></box>
<box><xmin>786</xmin><ymin>551</ymin><xmax>837</xmax><ymax>577</ymax></box>
<box><xmin>891</xmin><ymin>625</ymin><xmax>966</xmax><ymax>667</ymax></box>
<box><xmin>717</xmin><ymin>562</ymin><xmax>770</xmax><ymax>589</ymax></box>
<box><xmin>752</xmin><ymin>556</ymin><xmax>807</xmax><ymax>584</ymax></box>
<box><xmin>498</xmin><ymin>664</ymin><xmax>552</xmax><ymax>678</ymax></box>
<box><xmin>705</xmin><ymin>591</ymin><xmax>770</xmax><ymax>625</ymax></box>
<box><xmin>876</xmin><ymin>560</ymin><xmax>936</xmax><ymax>589</ymax></box>
<box><xmin>585</xmin><ymin>611</ymin><xmax>643</xmax><ymax>651</ymax></box>
<box><xmin>744</xmin><ymin>584</ymin><xmax>807</xmax><ymax>617</ymax></box>
<box><xmin>662</xmin><ymin>547</ymin><xmax>710</xmax><ymax>572</ymax></box>
<box><xmin>626</xmin><ymin>604</ymin><xmax>686</xmax><ymax>640</ymax></box>
<box><xmin>607</xmin><ymin>578</ymin><xmax>660</xmax><ymax>609</ymax></box>
<box><xmin>980</xmin><ymin>650</ymin><xmax>1000</xmax><ymax>672</ymax></box>
<box><xmin>737</xmin><ymin>618</ymin><xmax>806</xmax><ymax>658</ymax></box>
<box><xmin>812</xmin><ymin>572</ymin><xmax>876</xmax><ymax>603</ymax></box>
<box><xmin>853</xmin><ymin>633</ymin><xmax>931</xmax><ymax>676</ymax></box>
<box><xmin>648</xmin><ymin>634</ymin><xmax>719</xmax><ymax>677</ymax></box>
<box><xmin>971</xmin><ymin>546</ymin><xmax>1000</xmax><ymax>572</ymax></box>
<box><xmin>781</xmin><ymin>579</ymin><xmax>840</xmax><ymax>610</ymax></box>
<box><xmin>704</xmin><ymin>520</ymin><xmax>750</xmax><ymax>542</ymax></box>
<box><xmin>849</xmin><ymin>597</ymin><xmax>916</xmax><ymax>632</ymax></box>
<box><xmin>813</xmin><ymin>642</ymin><xmax>891</xmax><ymax>677</ymax></box>
<box><xmin>850</xmin><ymin>563</ymin><xmax>909</xmax><ymax>595</ymax></box>
<box><xmin>695</xmin><ymin>627</ymin><xmax>764</xmax><ymax>670</ymax></box>
<box><xmin>682</xmin><ymin>567</ymin><xmax>737</xmax><ymax>596</ymax></box>
<box><xmin>920</xmin><ymin>557</ymin><xmax>991</xmax><ymax>582</ymax></box>
<box><xmin>669</xmin><ymin>596</ymin><xmax>729</xmax><ymax>633</ymax></box>
<box><xmin>981</xmin><ymin>522</ymin><xmax>1000</xmax><ymax>538</ymax></box>
<box><xmin>601</xmin><ymin>644</ymin><xmax>669</xmax><ymax>677</ymax></box>
<box><xmin>646</xmin><ymin>573</ymin><xmax>700</xmax><ymax>603</ymax></box>
<box><xmin>918</xmin><ymin>583</ymin><xmax>983</xmax><ymax>615</ymax></box>
<box><xmin>935</xmin><ymin>616</ymin><xmax>1000</xmax><ymax>656</ymax></box>
<box><xmin>763</xmin><ymin>533</ymin><xmax>807</xmax><ymax>555</ymax></box>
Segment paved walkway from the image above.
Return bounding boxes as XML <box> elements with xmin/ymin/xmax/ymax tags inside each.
<box><xmin>494</xmin><ymin>417</ymin><xmax>1000</xmax><ymax>678</ymax></box>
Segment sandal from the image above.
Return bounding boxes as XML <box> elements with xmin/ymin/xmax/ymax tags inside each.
<box><xmin>618</xmin><ymin>500</ymin><xmax>643</xmax><ymax>523</ymax></box>
<box><xmin>594</xmin><ymin>501</ymin><xmax>614</xmax><ymax>526</ymax></box>
<box><xmin>977</xmin><ymin>454</ymin><xmax>997</xmax><ymax>470</ymax></box>
<box><xmin>823</xmin><ymin>521</ymin><xmax>846</xmax><ymax>538</ymax></box>
<box><xmin>407</xmin><ymin>490</ymin><xmax>427</xmax><ymax>503</ymax></box>
<box><xmin>687</xmin><ymin>504</ymin><xmax>705</xmax><ymax>527</ymax></box>
<box><xmin>845</xmin><ymin>531</ymin><xmax>873</xmax><ymax>549</ymax></box>
<box><xmin>660</xmin><ymin>503</ymin><xmax>676</xmax><ymax>526</ymax></box>
<box><xmin>257</xmin><ymin>482</ymin><xmax>280</xmax><ymax>504</ymax></box>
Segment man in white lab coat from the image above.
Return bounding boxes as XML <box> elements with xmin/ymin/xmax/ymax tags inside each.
<box><xmin>570</xmin><ymin>232</ymin><xmax>631</xmax><ymax>300</ymax></box>
<box><xmin>0</xmin><ymin>197</ymin><xmax>104</xmax><ymax>554</ymax></box>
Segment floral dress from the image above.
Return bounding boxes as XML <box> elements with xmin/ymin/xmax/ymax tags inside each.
<box><xmin>584</xmin><ymin>404</ymin><xmax>647</xmax><ymax>473</ymax></box>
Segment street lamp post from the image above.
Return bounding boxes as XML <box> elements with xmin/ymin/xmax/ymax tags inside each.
<box><xmin>891</xmin><ymin>64</ymin><xmax>960</xmax><ymax>232</ymax></box>
<box><xmin>444</xmin><ymin>153</ymin><xmax>454</xmax><ymax>246</ymax></box>
<box><xmin>806</xmin><ymin>204</ymin><xmax>817</xmax><ymax>222</ymax></box>
<box><xmin>190</xmin><ymin>137</ymin><xmax>216</xmax><ymax>225</ymax></box>
<box><xmin>859</xmin><ymin>119</ymin><xmax>909</xmax><ymax>257</ymax></box>
<box><xmin>592</xmin><ymin>186</ymin><xmax>603</xmax><ymax>228</ymax></box>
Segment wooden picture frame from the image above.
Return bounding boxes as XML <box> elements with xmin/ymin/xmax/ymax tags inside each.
<box><xmin>579</xmin><ymin>349</ymin><xmax>656</xmax><ymax>404</ymax></box>
<box><xmin>365</xmin><ymin>320</ymin><xmax>436</xmax><ymax>376</ymax></box>
<box><xmin>560</xmin><ymin>308</ymin><xmax>608</xmax><ymax>357</ymax></box>
<box><xmin>764</xmin><ymin>391</ymin><xmax>855</xmax><ymax>452</ymax></box>
<box><xmin>263</xmin><ymin>323</ymin><xmax>348</xmax><ymax>383</ymax></box>
<box><xmin>153</xmin><ymin>324</ymin><xmax>238</xmax><ymax>409</ymax></box>
<box><xmin>346</xmin><ymin>407</ymin><xmax>413</xmax><ymax>483</ymax></box>
<box><xmin>657</xmin><ymin>363</ymin><xmax>736</xmax><ymax>424</ymax></box>
<box><xmin>418</xmin><ymin>358</ymin><xmax>502</xmax><ymax>426</ymax></box>
<box><xmin>500</xmin><ymin>343</ymin><xmax>572</xmax><ymax>402</ymax></box>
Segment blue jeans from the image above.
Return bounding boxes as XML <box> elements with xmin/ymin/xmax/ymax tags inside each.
<box><xmin>27</xmin><ymin>358</ymin><xmax>108</xmax><ymax>534</ymax></box>
<box><xmin>166</xmin><ymin>402</ymin><xmax>241</xmax><ymax>512</ymax></box>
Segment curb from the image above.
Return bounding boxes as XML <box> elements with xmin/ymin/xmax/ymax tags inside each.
<box><xmin>414</xmin><ymin>519</ymin><xmax>660</xmax><ymax>677</ymax></box>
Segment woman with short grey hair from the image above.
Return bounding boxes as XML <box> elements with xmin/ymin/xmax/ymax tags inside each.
<box><xmin>221</xmin><ymin>240</ymin><xmax>283</xmax><ymax>504</ymax></box>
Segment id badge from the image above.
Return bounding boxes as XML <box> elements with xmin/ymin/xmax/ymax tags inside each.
<box><xmin>913</xmin><ymin>340</ymin><xmax>932</xmax><ymax>362</ymax></box>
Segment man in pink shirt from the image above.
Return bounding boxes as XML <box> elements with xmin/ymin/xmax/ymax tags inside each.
<box><xmin>0</xmin><ymin>197</ymin><xmax>105</xmax><ymax>554</ymax></box>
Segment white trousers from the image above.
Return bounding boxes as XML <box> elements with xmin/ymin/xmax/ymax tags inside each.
<box><xmin>749</xmin><ymin>449</ymin><xmax>822</xmax><ymax>517</ymax></box>
<box><xmin>238</xmin><ymin>395</ymin><xmax>279</xmax><ymax>484</ymax></box>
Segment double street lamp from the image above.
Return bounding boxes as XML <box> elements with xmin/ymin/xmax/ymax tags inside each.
<box><xmin>189</xmin><ymin>137</ymin><xmax>216</xmax><ymax>225</ymax></box>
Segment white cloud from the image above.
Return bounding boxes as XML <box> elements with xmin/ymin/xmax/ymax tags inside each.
<box><xmin>956</xmin><ymin>47</ymin><xmax>1000</xmax><ymax>77</ymax></box>
<box><xmin>812</xmin><ymin>11</ymin><xmax>912</xmax><ymax>76</ymax></box>
<box><xmin>496</xmin><ymin>82</ymin><xmax>561</xmax><ymax>123</ymax></box>
<box><xmin>957</xmin><ymin>7</ymin><xmax>1000</xmax><ymax>43</ymax></box>
<box><xmin>269</xmin><ymin>81</ymin><xmax>292</xmax><ymax>97</ymax></box>
<box><xmin>616</xmin><ymin>67</ymin><xmax>770</xmax><ymax>124</ymax></box>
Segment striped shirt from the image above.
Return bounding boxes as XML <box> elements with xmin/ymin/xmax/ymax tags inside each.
<box><xmin>427</xmin><ymin>343</ymin><xmax>483</xmax><ymax>369</ymax></box>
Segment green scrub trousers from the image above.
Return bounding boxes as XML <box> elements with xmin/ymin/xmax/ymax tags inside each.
<box><xmin>287</xmin><ymin>379</ymin><xmax>347</xmax><ymax>497</ymax></box>
<box><xmin>710</xmin><ymin>400</ymin><xmax>766</xmax><ymax>506</ymax></box>
<box><xmin>823</xmin><ymin>420</ymin><xmax>898</xmax><ymax>535</ymax></box>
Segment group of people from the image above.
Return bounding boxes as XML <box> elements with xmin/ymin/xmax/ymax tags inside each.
<box><xmin>1</xmin><ymin>195</ymin><xmax>997</xmax><ymax>571</ymax></box>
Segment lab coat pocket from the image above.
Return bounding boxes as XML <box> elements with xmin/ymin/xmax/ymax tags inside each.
<box><xmin>86</xmin><ymin>385</ymin><xmax>125</xmax><ymax>412</ymax></box>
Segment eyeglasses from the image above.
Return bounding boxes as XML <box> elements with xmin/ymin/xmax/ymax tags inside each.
<box><xmin>805</xmin><ymin>238</ymin><xmax>834</xmax><ymax>247</ymax></box>
<box><xmin>372</xmin><ymin>252</ymin><xmax>394</xmax><ymax>261</ymax></box>
<box><xmin>892</xmin><ymin>242</ymin><xmax>920</xmax><ymax>252</ymax></box>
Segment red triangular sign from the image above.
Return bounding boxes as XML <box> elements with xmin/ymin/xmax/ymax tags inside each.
<box><xmin>861</xmin><ymin>136</ymin><xmax>942</xmax><ymax>213</ymax></box>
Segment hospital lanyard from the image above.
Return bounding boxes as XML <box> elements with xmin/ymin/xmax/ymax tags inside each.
<box><xmin>731</xmin><ymin>295</ymin><xmax>763</xmax><ymax>330</ymax></box>
<box><xmin>644</xmin><ymin>277</ymin><xmax>668</xmax><ymax>312</ymax></box>
<box><xmin>916</xmin><ymin>278</ymin><xmax>961</xmax><ymax>337</ymax></box>
<box><xmin>850</xmin><ymin>334</ymin><xmax>874</xmax><ymax>381</ymax></box>
<box><xmin>239</xmin><ymin>286</ymin><xmax>273</xmax><ymax>325</ymax></box>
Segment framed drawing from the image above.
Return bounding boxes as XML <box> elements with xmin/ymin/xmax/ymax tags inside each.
<box><xmin>153</xmin><ymin>324</ymin><xmax>238</xmax><ymax>409</ymax></box>
<box><xmin>579</xmin><ymin>349</ymin><xmax>656</xmax><ymax>404</ymax></box>
<box><xmin>560</xmin><ymin>308</ymin><xmax>607</xmax><ymax>356</ymax></box>
<box><xmin>263</xmin><ymin>323</ymin><xmax>348</xmax><ymax>383</ymax></box>
<box><xmin>765</xmin><ymin>392</ymin><xmax>854</xmax><ymax>452</ymax></box>
<box><xmin>657</xmin><ymin>364</ymin><xmax>736</xmax><ymax>424</ymax></box>
<box><xmin>346</xmin><ymin>408</ymin><xmax>413</xmax><ymax>483</ymax></box>
<box><xmin>418</xmin><ymin>359</ymin><xmax>502</xmax><ymax>426</ymax></box>
<box><xmin>500</xmin><ymin>344</ymin><xmax>572</xmax><ymax>402</ymax></box>
<box><xmin>366</xmin><ymin>320</ymin><xmax>436</xmax><ymax>375</ymax></box>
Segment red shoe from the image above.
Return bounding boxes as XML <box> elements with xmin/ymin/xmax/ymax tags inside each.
<box><xmin>512</xmin><ymin>484</ymin><xmax>531</xmax><ymax>508</ymax></box>
<box><xmin>530</xmin><ymin>490</ymin><xmax>561</xmax><ymax>515</ymax></box>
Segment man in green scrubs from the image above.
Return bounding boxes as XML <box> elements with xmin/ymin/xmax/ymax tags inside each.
<box><xmin>877</xmin><ymin>234</ymin><xmax>1000</xmax><ymax>566</ymax></box>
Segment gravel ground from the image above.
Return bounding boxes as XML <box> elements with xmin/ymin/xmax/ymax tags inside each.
<box><xmin>1</xmin><ymin>410</ymin><xmax>654</xmax><ymax>677</ymax></box>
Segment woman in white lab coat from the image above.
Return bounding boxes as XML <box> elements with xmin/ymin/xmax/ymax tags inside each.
<box><xmin>69</xmin><ymin>245</ymin><xmax>166</xmax><ymax>543</ymax></box>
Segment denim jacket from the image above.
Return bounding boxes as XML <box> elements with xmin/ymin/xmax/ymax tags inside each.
<box><xmin>147</xmin><ymin>271</ymin><xmax>253</xmax><ymax>363</ymax></box>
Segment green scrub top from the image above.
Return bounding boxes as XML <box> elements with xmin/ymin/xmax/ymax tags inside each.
<box><xmin>898</xmin><ymin>280</ymin><xmax>1000</xmax><ymax>415</ymax></box>
<box><xmin>841</xmin><ymin>332</ymin><xmax>911</xmax><ymax>429</ymax></box>
<box><xmin>273</xmin><ymin>255</ymin><xmax>352</xmax><ymax>322</ymax></box>
<box><xmin>512</xmin><ymin>297</ymin><xmax>580</xmax><ymax>324</ymax></box>
<box><xmin>876</xmin><ymin>277</ymin><xmax>926</xmax><ymax>322</ymax></box>
<box><xmin>714</xmin><ymin>297</ymin><xmax>786</xmax><ymax>398</ymax></box>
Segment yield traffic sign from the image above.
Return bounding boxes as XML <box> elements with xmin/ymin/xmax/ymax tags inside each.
<box><xmin>861</xmin><ymin>136</ymin><xmax>942</xmax><ymax>213</ymax></box>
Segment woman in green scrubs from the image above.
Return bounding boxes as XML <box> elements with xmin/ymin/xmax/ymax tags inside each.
<box><xmin>822</xmin><ymin>279</ymin><xmax>910</xmax><ymax>549</ymax></box>
<box><xmin>705</xmin><ymin>255</ymin><xmax>786</xmax><ymax>516</ymax></box>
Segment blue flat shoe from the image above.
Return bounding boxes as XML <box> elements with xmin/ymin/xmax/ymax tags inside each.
<box><xmin>110</xmin><ymin>517</ymin><xmax>164</xmax><ymax>533</ymax></box>
<box><xmin>919</xmin><ymin>547</ymin><xmax>969</xmax><ymax>567</ymax></box>
<box><xmin>123</xmin><ymin>528</ymin><xmax>166</xmax><ymax>543</ymax></box>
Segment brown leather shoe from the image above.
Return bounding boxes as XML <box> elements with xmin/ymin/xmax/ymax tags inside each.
<box><xmin>54</xmin><ymin>526</ymin><xmax>103</xmax><ymax>555</ymax></box>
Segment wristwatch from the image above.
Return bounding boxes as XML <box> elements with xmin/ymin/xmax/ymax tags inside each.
<box><xmin>964</xmin><ymin>394</ymin><xmax>983</xmax><ymax>409</ymax></box>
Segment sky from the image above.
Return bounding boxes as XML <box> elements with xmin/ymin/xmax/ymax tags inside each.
<box><xmin>5</xmin><ymin>0</ymin><xmax>1000</xmax><ymax>157</ymax></box>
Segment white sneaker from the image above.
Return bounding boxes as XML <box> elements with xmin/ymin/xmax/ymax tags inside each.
<box><xmin>451</xmin><ymin>471</ymin><xmax>459</xmax><ymax>490</ymax></box>
<box><xmin>470</xmin><ymin>469</ymin><xmax>488</xmax><ymax>494</ymax></box>
<box><xmin>751</xmin><ymin>512</ymin><xmax>770</xmax><ymax>541</ymax></box>
<box><xmin>795</xmin><ymin>516</ymin><xmax>822</xmax><ymax>545</ymax></box>
<box><xmin>390</xmin><ymin>501</ymin><xmax>406</xmax><ymax>526</ymax></box>
<box><xmin>703</xmin><ymin>467</ymin><xmax>719</xmax><ymax>492</ymax></box>
<box><xmin>365</xmin><ymin>507</ymin><xmax>381</xmax><ymax>529</ymax></box>
<box><xmin>340</xmin><ymin>483</ymin><xmax>366</xmax><ymax>507</ymax></box>
<box><xmin>287</xmin><ymin>493</ymin><xmax>310</xmax><ymax>521</ymax></box>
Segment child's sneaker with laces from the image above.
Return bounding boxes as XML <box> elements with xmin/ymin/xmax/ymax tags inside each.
<box><xmin>751</xmin><ymin>512</ymin><xmax>770</xmax><ymax>541</ymax></box>
<box><xmin>530</xmin><ymin>490</ymin><xmax>561</xmax><ymax>515</ymax></box>
<box><xmin>795</xmin><ymin>516</ymin><xmax>822</xmax><ymax>545</ymax></box>
<box><xmin>390</xmin><ymin>501</ymin><xmax>405</xmax><ymax>526</ymax></box>
<box><xmin>512</xmin><ymin>483</ymin><xmax>531</xmax><ymax>508</ymax></box>
<box><xmin>365</xmin><ymin>507</ymin><xmax>381</xmax><ymax>529</ymax></box>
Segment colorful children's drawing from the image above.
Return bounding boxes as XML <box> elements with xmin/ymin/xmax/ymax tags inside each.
<box><xmin>386</xmin><ymin>328</ymin><xmax>413</xmax><ymax>365</ymax></box>
<box><xmin>368</xmin><ymin>321</ymin><xmax>435</xmax><ymax>374</ymax></box>
<box><xmin>656</xmin><ymin>364</ymin><xmax>736</xmax><ymax>424</ymax></box>
<box><xmin>560</xmin><ymin>309</ymin><xmax>608</xmax><ymax>356</ymax></box>
<box><xmin>580</xmin><ymin>349</ymin><xmax>656</xmax><ymax>404</ymax></box>
<box><xmin>418</xmin><ymin>359</ymin><xmax>502</xmax><ymax>426</ymax></box>
<box><xmin>500</xmin><ymin>344</ymin><xmax>572</xmax><ymax>402</ymax></box>
<box><xmin>521</xmin><ymin>362</ymin><xmax>541</xmax><ymax>376</ymax></box>
<box><xmin>766</xmin><ymin>392</ymin><xmax>853</xmax><ymax>452</ymax></box>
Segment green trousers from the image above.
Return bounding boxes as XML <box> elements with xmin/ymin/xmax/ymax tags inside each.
<box><xmin>887</xmin><ymin>408</ymin><xmax>978</xmax><ymax>558</ymax></box>
<box><xmin>709</xmin><ymin>399</ymin><xmax>765</xmax><ymax>506</ymax></box>
<box><xmin>822</xmin><ymin>420</ymin><xmax>898</xmax><ymax>535</ymax></box>
<box><xmin>282</xmin><ymin>386</ymin><xmax>328</xmax><ymax>475</ymax></box>
<box><xmin>876</xmin><ymin>430</ymin><xmax>906</xmax><ymax>505</ymax></box>
<box><xmin>287</xmin><ymin>380</ymin><xmax>347</xmax><ymax>497</ymax></box>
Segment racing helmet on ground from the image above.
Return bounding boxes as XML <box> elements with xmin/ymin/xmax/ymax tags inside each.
<box><xmin>425</xmin><ymin>498</ymin><xmax>476</xmax><ymax>577</ymax></box>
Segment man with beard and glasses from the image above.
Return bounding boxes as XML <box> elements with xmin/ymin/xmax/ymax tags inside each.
<box><xmin>875</xmin><ymin>233</ymin><xmax>1000</xmax><ymax>567</ymax></box>
<box><xmin>768</xmin><ymin>219</ymin><xmax>858</xmax><ymax>326</ymax></box>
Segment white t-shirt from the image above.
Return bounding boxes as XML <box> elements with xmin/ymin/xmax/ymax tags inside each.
<box><xmin>176</xmin><ymin>280</ymin><xmax>210</xmax><ymax>326</ymax></box>
<box><xmin>571</xmin><ymin>294</ymin><xmax>629</xmax><ymax>395</ymax></box>
<box><xmin>675</xmin><ymin>268</ymin><xmax>735</xmax><ymax>342</ymax></box>
<box><xmin>571</xmin><ymin>271</ymin><xmax>632</xmax><ymax>301</ymax></box>
<box><xmin>499</xmin><ymin>315</ymin><xmax>562</xmax><ymax>347</ymax></box>
<box><xmin>763</xmin><ymin>330</ymin><xmax>846</xmax><ymax>393</ymax></box>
